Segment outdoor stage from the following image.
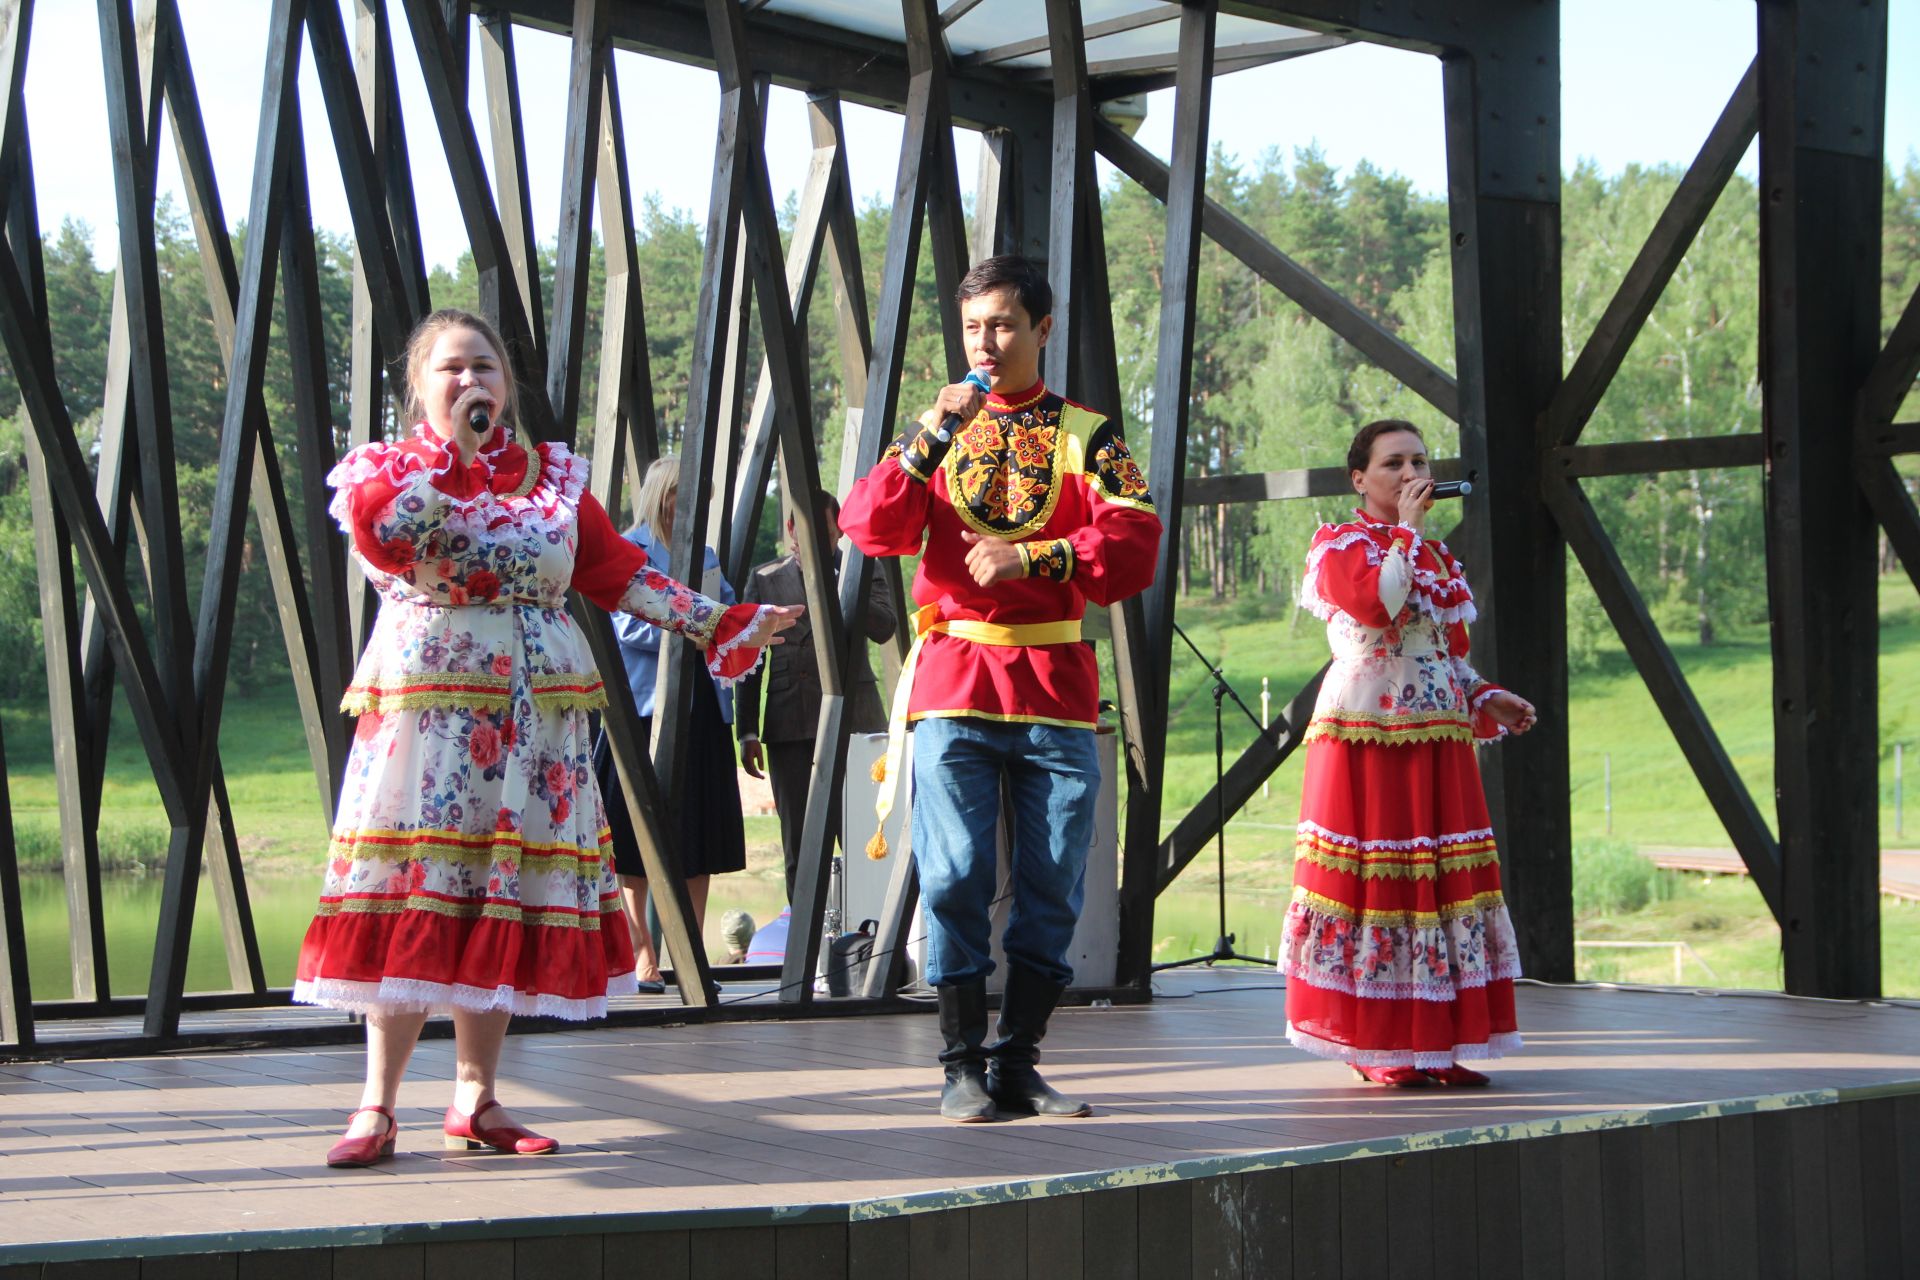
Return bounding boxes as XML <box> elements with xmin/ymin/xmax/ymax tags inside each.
<box><xmin>1</xmin><ymin>970</ymin><xmax>1917</xmax><ymax>1278</ymax></box>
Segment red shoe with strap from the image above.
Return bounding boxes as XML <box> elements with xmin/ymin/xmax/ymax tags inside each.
<box><xmin>326</xmin><ymin>1105</ymin><xmax>397</xmax><ymax>1168</ymax></box>
<box><xmin>1352</xmin><ymin>1064</ymin><xmax>1430</xmax><ymax>1087</ymax></box>
<box><xmin>443</xmin><ymin>1099</ymin><xmax>559</xmax><ymax>1154</ymax></box>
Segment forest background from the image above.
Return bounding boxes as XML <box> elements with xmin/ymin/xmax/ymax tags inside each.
<box><xmin>4</xmin><ymin>148</ymin><xmax>1919</xmax><ymax>700</ymax></box>
<box><xmin>4</xmin><ymin>143</ymin><xmax>1920</xmax><ymax>992</ymax></box>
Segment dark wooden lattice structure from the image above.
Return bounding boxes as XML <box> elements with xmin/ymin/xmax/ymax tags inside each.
<box><xmin>0</xmin><ymin>0</ymin><xmax>1909</xmax><ymax>1057</ymax></box>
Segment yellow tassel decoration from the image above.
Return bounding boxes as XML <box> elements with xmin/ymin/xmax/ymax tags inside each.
<box><xmin>870</xmin><ymin>756</ymin><xmax>887</xmax><ymax>783</ymax></box>
<box><xmin>866</xmin><ymin>831</ymin><xmax>889</xmax><ymax>860</ymax></box>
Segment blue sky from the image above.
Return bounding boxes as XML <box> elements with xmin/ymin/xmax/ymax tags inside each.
<box><xmin>17</xmin><ymin>1</ymin><xmax>1919</xmax><ymax>273</ymax></box>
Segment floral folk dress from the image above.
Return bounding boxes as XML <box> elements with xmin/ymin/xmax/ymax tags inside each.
<box><xmin>1281</xmin><ymin>513</ymin><xmax>1523</xmax><ymax>1069</ymax></box>
<box><xmin>293</xmin><ymin>425</ymin><xmax>767</xmax><ymax>1020</ymax></box>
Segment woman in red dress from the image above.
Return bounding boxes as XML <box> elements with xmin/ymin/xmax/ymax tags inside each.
<box><xmin>1282</xmin><ymin>419</ymin><xmax>1536</xmax><ymax>1086</ymax></box>
<box><xmin>298</xmin><ymin>310</ymin><xmax>797</xmax><ymax>1164</ymax></box>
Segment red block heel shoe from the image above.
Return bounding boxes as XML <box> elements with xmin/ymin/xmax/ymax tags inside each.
<box><xmin>1424</xmin><ymin>1064</ymin><xmax>1491</xmax><ymax>1087</ymax></box>
<box><xmin>1352</xmin><ymin>1065</ymin><xmax>1430</xmax><ymax>1087</ymax></box>
<box><xmin>326</xmin><ymin>1105</ymin><xmax>397</xmax><ymax>1168</ymax></box>
<box><xmin>443</xmin><ymin>1099</ymin><xmax>559</xmax><ymax>1154</ymax></box>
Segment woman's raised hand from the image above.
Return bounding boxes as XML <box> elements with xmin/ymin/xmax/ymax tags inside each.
<box><xmin>1396</xmin><ymin>477</ymin><xmax>1434</xmax><ymax>532</ymax></box>
<box><xmin>739</xmin><ymin>604</ymin><xmax>803</xmax><ymax>649</ymax></box>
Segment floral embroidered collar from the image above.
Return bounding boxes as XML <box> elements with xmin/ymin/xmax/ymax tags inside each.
<box><xmin>946</xmin><ymin>383</ymin><xmax>1070</xmax><ymax>539</ymax></box>
<box><xmin>408</xmin><ymin>421</ymin><xmax>538</xmax><ymax>498</ymax></box>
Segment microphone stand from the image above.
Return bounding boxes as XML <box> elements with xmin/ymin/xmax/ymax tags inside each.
<box><xmin>1153</xmin><ymin>620</ymin><xmax>1281</xmax><ymax>971</ymax></box>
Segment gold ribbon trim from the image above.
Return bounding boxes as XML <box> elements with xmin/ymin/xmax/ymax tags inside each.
<box><xmin>866</xmin><ymin>603</ymin><xmax>1082</xmax><ymax>858</ymax></box>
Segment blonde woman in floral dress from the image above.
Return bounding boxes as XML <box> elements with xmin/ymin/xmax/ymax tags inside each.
<box><xmin>1283</xmin><ymin>419</ymin><xmax>1536</xmax><ymax>1087</ymax></box>
<box><xmin>296</xmin><ymin>309</ymin><xmax>797</xmax><ymax>1166</ymax></box>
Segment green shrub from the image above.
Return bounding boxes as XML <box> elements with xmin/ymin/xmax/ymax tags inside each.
<box><xmin>8</xmin><ymin>814</ymin><xmax>173</xmax><ymax>874</ymax></box>
<box><xmin>1573</xmin><ymin>838</ymin><xmax>1675</xmax><ymax>917</ymax></box>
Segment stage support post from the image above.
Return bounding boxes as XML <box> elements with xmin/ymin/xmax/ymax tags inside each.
<box><xmin>1759</xmin><ymin>0</ymin><xmax>1887</xmax><ymax>998</ymax></box>
<box><xmin>1440</xmin><ymin>5</ymin><xmax>1571</xmax><ymax>981</ymax></box>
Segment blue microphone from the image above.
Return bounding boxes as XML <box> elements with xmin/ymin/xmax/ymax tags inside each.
<box><xmin>930</xmin><ymin>368</ymin><xmax>993</xmax><ymax>443</ymax></box>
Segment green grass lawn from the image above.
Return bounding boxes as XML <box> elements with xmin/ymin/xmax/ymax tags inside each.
<box><xmin>9</xmin><ymin>574</ymin><xmax>1920</xmax><ymax>995</ymax></box>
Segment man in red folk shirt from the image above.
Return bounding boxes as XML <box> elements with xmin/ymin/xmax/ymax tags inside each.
<box><xmin>841</xmin><ymin>255</ymin><xmax>1161</xmax><ymax>1123</ymax></box>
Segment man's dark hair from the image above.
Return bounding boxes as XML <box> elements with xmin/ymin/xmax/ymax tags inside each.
<box><xmin>1347</xmin><ymin>418</ymin><xmax>1426</xmax><ymax>475</ymax></box>
<box><xmin>956</xmin><ymin>254</ymin><xmax>1052</xmax><ymax>324</ymax></box>
<box><xmin>788</xmin><ymin>489</ymin><xmax>841</xmax><ymax>526</ymax></box>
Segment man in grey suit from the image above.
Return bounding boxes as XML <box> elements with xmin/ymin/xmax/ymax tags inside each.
<box><xmin>738</xmin><ymin>489</ymin><xmax>897</xmax><ymax>901</ymax></box>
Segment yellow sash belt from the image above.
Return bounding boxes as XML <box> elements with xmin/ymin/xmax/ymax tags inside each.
<box><xmin>866</xmin><ymin>603</ymin><xmax>1082</xmax><ymax>858</ymax></box>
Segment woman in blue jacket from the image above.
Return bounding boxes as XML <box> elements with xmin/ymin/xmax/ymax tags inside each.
<box><xmin>595</xmin><ymin>455</ymin><xmax>749</xmax><ymax>993</ymax></box>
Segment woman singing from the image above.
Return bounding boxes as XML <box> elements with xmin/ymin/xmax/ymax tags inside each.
<box><xmin>295</xmin><ymin>309</ymin><xmax>798</xmax><ymax>1165</ymax></box>
<box><xmin>1282</xmin><ymin>419</ymin><xmax>1535</xmax><ymax>1086</ymax></box>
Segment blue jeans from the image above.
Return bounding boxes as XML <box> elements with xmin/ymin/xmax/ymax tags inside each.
<box><xmin>910</xmin><ymin>716</ymin><xmax>1100</xmax><ymax>986</ymax></box>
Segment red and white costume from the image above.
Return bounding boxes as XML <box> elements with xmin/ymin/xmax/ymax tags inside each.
<box><xmin>840</xmin><ymin>381</ymin><xmax>1162</xmax><ymax>732</ymax></box>
<box><xmin>1281</xmin><ymin>513</ymin><xmax>1523</xmax><ymax>1069</ymax></box>
<box><xmin>294</xmin><ymin>424</ymin><xmax>768</xmax><ymax>1020</ymax></box>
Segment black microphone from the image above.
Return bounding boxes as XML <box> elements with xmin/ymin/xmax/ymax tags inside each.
<box><xmin>467</xmin><ymin>404</ymin><xmax>491</xmax><ymax>435</ymax></box>
<box><xmin>1431</xmin><ymin>471</ymin><xmax>1478</xmax><ymax>500</ymax></box>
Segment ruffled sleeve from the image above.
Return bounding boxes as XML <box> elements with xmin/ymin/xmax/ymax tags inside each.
<box><xmin>327</xmin><ymin>434</ymin><xmax>490</xmax><ymax>575</ymax></box>
<box><xmin>1299</xmin><ymin>523</ymin><xmax>1416</xmax><ymax>626</ymax></box>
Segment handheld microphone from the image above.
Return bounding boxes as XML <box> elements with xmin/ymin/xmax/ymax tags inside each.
<box><xmin>1431</xmin><ymin>471</ymin><xmax>1478</xmax><ymax>500</ymax></box>
<box><xmin>930</xmin><ymin>368</ymin><xmax>993</xmax><ymax>443</ymax></box>
<box><xmin>467</xmin><ymin>404</ymin><xmax>492</xmax><ymax>435</ymax></box>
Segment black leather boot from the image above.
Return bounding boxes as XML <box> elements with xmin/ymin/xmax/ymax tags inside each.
<box><xmin>937</xmin><ymin>981</ymin><xmax>998</xmax><ymax>1123</ymax></box>
<box><xmin>986</xmin><ymin>965</ymin><xmax>1091</xmax><ymax>1118</ymax></box>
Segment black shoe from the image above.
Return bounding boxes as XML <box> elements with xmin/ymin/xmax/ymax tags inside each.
<box><xmin>986</xmin><ymin>965</ymin><xmax>1091</xmax><ymax>1118</ymax></box>
<box><xmin>937</xmin><ymin>981</ymin><xmax>998</xmax><ymax>1123</ymax></box>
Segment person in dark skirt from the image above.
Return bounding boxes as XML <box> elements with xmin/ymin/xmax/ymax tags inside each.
<box><xmin>594</xmin><ymin>455</ymin><xmax>750</xmax><ymax>993</ymax></box>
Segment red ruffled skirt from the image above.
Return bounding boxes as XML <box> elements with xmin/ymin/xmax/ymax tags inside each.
<box><xmin>1282</xmin><ymin>735</ymin><xmax>1522</xmax><ymax>1069</ymax></box>
<box><xmin>294</xmin><ymin>697</ymin><xmax>637</xmax><ymax>1021</ymax></box>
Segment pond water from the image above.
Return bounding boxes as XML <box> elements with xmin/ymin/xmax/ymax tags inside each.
<box><xmin>15</xmin><ymin>871</ymin><xmax>1295</xmax><ymax>999</ymax></box>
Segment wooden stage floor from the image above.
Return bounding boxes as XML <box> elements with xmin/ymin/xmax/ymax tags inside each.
<box><xmin>1</xmin><ymin>971</ymin><xmax>1917</xmax><ymax>1268</ymax></box>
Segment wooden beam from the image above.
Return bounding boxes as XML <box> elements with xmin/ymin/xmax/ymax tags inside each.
<box><xmin>398</xmin><ymin>0</ymin><xmax>553</xmax><ymax>439</ymax></box>
<box><xmin>0</xmin><ymin>716</ymin><xmax>32</xmax><ymax>1046</ymax></box>
<box><xmin>588</xmin><ymin>48</ymin><xmax>659</xmax><ymax>517</ymax></box>
<box><xmin>1546</xmin><ymin>434</ymin><xmax>1763</xmax><ymax>479</ymax></box>
<box><xmin>1861</xmin><ymin>278</ymin><xmax>1920</xmax><ymax>429</ymax></box>
<box><xmin>1543</xmin><ymin>476</ymin><xmax>1782</xmax><ymax>915</ymax></box>
<box><xmin>478</xmin><ymin>13</ymin><xmax>550</xmax><ymax>374</ymax></box>
<box><xmin>1095</xmin><ymin>117</ymin><xmax>1460</xmax><ymax>423</ymax></box>
<box><xmin>1121</xmin><ymin>0</ymin><xmax>1214</xmax><ymax>987</ymax></box>
<box><xmin>1545</xmin><ymin>59</ymin><xmax>1758</xmax><ymax>449</ymax></box>
<box><xmin>1438</xmin><ymin>9</ymin><xmax>1570</xmax><ymax>982</ymax></box>
<box><xmin>1760</xmin><ymin>0</ymin><xmax>1887</xmax><ymax>998</ymax></box>
<box><xmin>2</xmin><ymin>60</ymin><xmax>108</xmax><ymax>1013</ymax></box>
<box><xmin>1009</xmin><ymin>31</ymin><xmax>1340</xmax><ymax>81</ymax></box>
<box><xmin>710</xmin><ymin>0</ymin><xmax>865</xmax><ymax>1010</ymax></box>
<box><xmin>835</xmin><ymin>0</ymin><xmax>958</xmax><ymax>1003</ymax></box>
<box><xmin>1184</xmin><ymin>457</ymin><xmax>1470</xmax><ymax>505</ymax></box>
<box><xmin>955</xmin><ymin>3</ymin><xmax>1177</xmax><ymax>68</ymax></box>
<box><xmin>306</xmin><ymin>0</ymin><xmax>426</xmax><ymax>353</ymax></box>
<box><xmin>571</xmin><ymin>601</ymin><xmax>714</xmax><ymax>1009</ymax></box>
<box><xmin>1156</xmin><ymin>668</ymin><xmax>1322</xmax><ymax>895</ymax></box>
<box><xmin>543</xmin><ymin>0</ymin><xmax>610</xmax><ymax>440</ymax></box>
<box><xmin>1858</xmin><ymin>459</ymin><xmax>1920</xmax><ymax>599</ymax></box>
<box><xmin>98</xmin><ymin>0</ymin><xmax>198</xmax><ymax>766</ymax></box>
<box><xmin>723</xmin><ymin>94</ymin><xmax>840</xmax><ymax>591</ymax></box>
<box><xmin>145</xmin><ymin>0</ymin><xmax>306</xmax><ymax>1036</ymax></box>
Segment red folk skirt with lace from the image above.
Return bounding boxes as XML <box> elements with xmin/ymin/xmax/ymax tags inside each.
<box><xmin>1281</xmin><ymin>735</ymin><xmax>1523</xmax><ymax>1070</ymax></box>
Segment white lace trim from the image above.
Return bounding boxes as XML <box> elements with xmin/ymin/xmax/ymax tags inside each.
<box><xmin>706</xmin><ymin>604</ymin><xmax>776</xmax><ymax>687</ymax></box>
<box><xmin>1284</xmin><ymin>1023</ymin><xmax>1523</xmax><ymax>1070</ymax></box>
<box><xmin>1300</xmin><ymin>523</ymin><xmax>1475</xmax><ymax>627</ymax></box>
<box><xmin>292</xmin><ymin>972</ymin><xmax>637</xmax><ymax>1021</ymax></box>
<box><xmin>326</xmin><ymin>438</ymin><xmax>433</xmax><ymax>534</ymax></box>
<box><xmin>1296</xmin><ymin>819</ymin><xmax>1496</xmax><ymax>852</ymax></box>
<box><xmin>326</xmin><ymin>431</ymin><xmax>591</xmax><ymax>548</ymax></box>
